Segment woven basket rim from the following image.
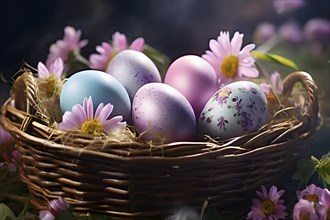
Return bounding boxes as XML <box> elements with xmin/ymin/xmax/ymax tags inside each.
<box><xmin>0</xmin><ymin>70</ymin><xmax>320</xmax><ymax>157</ymax></box>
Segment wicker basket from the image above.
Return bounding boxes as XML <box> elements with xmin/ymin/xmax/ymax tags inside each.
<box><xmin>0</xmin><ymin>69</ymin><xmax>319</xmax><ymax>219</ymax></box>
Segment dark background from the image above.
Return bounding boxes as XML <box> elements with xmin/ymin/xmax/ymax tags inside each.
<box><xmin>0</xmin><ymin>0</ymin><xmax>329</xmax><ymax>104</ymax></box>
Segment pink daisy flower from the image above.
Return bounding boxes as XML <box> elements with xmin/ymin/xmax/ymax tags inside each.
<box><xmin>38</xmin><ymin>57</ymin><xmax>64</xmax><ymax>80</ymax></box>
<box><xmin>89</xmin><ymin>31</ymin><xmax>145</xmax><ymax>71</ymax></box>
<box><xmin>39</xmin><ymin>197</ymin><xmax>70</xmax><ymax>220</ymax></box>
<box><xmin>202</xmin><ymin>31</ymin><xmax>259</xmax><ymax>86</ymax></box>
<box><xmin>247</xmin><ymin>185</ymin><xmax>287</xmax><ymax>220</ymax></box>
<box><xmin>293</xmin><ymin>199</ymin><xmax>319</xmax><ymax>220</ymax></box>
<box><xmin>297</xmin><ymin>184</ymin><xmax>324</xmax><ymax>203</ymax></box>
<box><xmin>46</xmin><ymin>26</ymin><xmax>88</xmax><ymax>68</ymax></box>
<box><xmin>37</xmin><ymin>57</ymin><xmax>64</xmax><ymax>96</ymax></box>
<box><xmin>58</xmin><ymin>96</ymin><xmax>126</xmax><ymax>135</ymax></box>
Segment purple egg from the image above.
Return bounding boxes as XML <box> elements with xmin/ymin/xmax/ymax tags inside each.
<box><xmin>164</xmin><ymin>55</ymin><xmax>218</xmax><ymax>118</ymax></box>
<box><xmin>106</xmin><ymin>50</ymin><xmax>161</xmax><ymax>101</ymax></box>
<box><xmin>132</xmin><ymin>83</ymin><xmax>196</xmax><ymax>143</ymax></box>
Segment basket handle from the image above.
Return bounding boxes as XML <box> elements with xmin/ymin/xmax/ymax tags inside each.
<box><xmin>12</xmin><ymin>69</ymin><xmax>40</xmax><ymax>131</ymax></box>
<box><xmin>281</xmin><ymin>71</ymin><xmax>319</xmax><ymax>131</ymax></box>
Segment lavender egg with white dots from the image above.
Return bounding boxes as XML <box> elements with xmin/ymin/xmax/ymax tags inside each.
<box><xmin>132</xmin><ymin>83</ymin><xmax>196</xmax><ymax>143</ymax></box>
<box><xmin>106</xmin><ymin>50</ymin><xmax>161</xmax><ymax>101</ymax></box>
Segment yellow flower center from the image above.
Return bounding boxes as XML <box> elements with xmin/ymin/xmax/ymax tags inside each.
<box><xmin>303</xmin><ymin>194</ymin><xmax>319</xmax><ymax>203</ymax></box>
<box><xmin>261</xmin><ymin>199</ymin><xmax>275</xmax><ymax>215</ymax></box>
<box><xmin>42</xmin><ymin>75</ymin><xmax>60</xmax><ymax>97</ymax></box>
<box><xmin>80</xmin><ymin>119</ymin><xmax>104</xmax><ymax>136</ymax></box>
<box><xmin>300</xmin><ymin>212</ymin><xmax>310</xmax><ymax>220</ymax></box>
<box><xmin>105</xmin><ymin>51</ymin><xmax>118</xmax><ymax>69</ymax></box>
<box><xmin>221</xmin><ymin>55</ymin><xmax>239</xmax><ymax>78</ymax></box>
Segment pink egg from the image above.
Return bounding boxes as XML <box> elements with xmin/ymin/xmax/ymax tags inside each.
<box><xmin>164</xmin><ymin>55</ymin><xmax>218</xmax><ymax>118</ymax></box>
<box><xmin>132</xmin><ymin>83</ymin><xmax>196</xmax><ymax>143</ymax></box>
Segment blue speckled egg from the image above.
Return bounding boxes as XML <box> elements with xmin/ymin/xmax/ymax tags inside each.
<box><xmin>132</xmin><ymin>83</ymin><xmax>196</xmax><ymax>143</ymax></box>
<box><xmin>60</xmin><ymin>70</ymin><xmax>131</xmax><ymax>121</ymax></box>
<box><xmin>198</xmin><ymin>81</ymin><xmax>268</xmax><ymax>140</ymax></box>
<box><xmin>106</xmin><ymin>50</ymin><xmax>161</xmax><ymax>101</ymax></box>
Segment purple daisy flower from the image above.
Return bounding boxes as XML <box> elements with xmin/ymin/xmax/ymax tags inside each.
<box><xmin>46</xmin><ymin>26</ymin><xmax>88</xmax><ymax>68</ymax></box>
<box><xmin>247</xmin><ymin>185</ymin><xmax>287</xmax><ymax>220</ymax></box>
<box><xmin>293</xmin><ymin>199</ymin><xmax>318</xmax><ymax>220</ymax></box>
<box><xmin>39</xmin><ymin>197</ymin><xmax>70</xmax><ymax>220</ymax></box>
<box><xmin>202</xmin><ymin>31</ymin><xmax>259</xmax><ymax>86</ymax></box>
<box><xmin>297</xmin><ymin>184</ymin><xmax>324</xmax><ymax>203</ymax></box>
<box><xmin>89</xmin><ymin>31</ymin><xmax>145</xmax><ymax>71</ymax></box>
<box><xmin>58</xmin><ymin>96</ymin><xmax>126</xmax><ymax>135</ymax></box>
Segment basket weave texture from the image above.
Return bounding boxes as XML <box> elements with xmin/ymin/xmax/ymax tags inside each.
<box><xmin>0</xmin><ymin>70</ymin><xmax>319</xmax><ymax>219</ymax></box>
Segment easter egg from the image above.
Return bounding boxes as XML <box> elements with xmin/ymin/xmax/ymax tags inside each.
<box><xmin>132</xmin><ymin>83</ymin><xmax>196</xmax><ymax>143</ymax></box>
<box><xmin>106</xmin><ymin>50</ymin><xmax>161</xmax><ymax>101</ymax></box>
<box><xmin>60</xmin><ymin>70</ymin><xmax>131</xmax><ymax>121</ymax></box>
<box><xmin>198</xmin><ymin>81</ymin><xmax>268</xmax><ymax>139</ymax></box>
<box><xmin>164</xmin><ymin>55</ymin><xmax>218</xmax><ymax>118</ymax></box>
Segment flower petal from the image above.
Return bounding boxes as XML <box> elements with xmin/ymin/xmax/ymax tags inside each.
<box><xmin>260</xmin><ymin>83</ymin><xmax>271</xmax><ymax>94</ymax></box>
<box><xmin>39</xmin><ymin>211</ymin><xmax>55</xmax><ymax>220</ymax></box>
<box><xmin>112</xmin><ymin>32</ymin><xmax>128</xmax><ymax>51</ymax></box>
<box><xmin>59</xmin><ymin>112</ymin><xmax>80</xmax><ymax>130</ymax></box>
<box><xmin>209</xmin><ymin>39</ymin><xmax>222</xmax><ymax>57</ymax></box>
<box><xmin>38</xmin><ymin>62</ymin><xmax>50</xmax><ymax>79</ymax></box>
<box><xmin>103</xmin><ymin>116</ymin><xmax>126</xmax><ymax>132</ymax></box>
<box><xmin>94</xmin><ymin>103</ymin><xmax>104</xmax><ymax>119</ymax></box>
<box><xmin>51</xmin><ymin>57</ymin><xmax>64</xmax><ymax>79</ymax></box>
<box><xmin>231</xmin><ymin>31</ymin><xmax>243</xmax><ymax>54</ymax></box>
<box><xmin>238</xmin><ymin>66</ymin><xmax>259</xmax><ymax>78</ymax></box>
<box><xmin>83</xmin><ymin>97</ymin><xmax>94</xmax><ymax>120</ymax></box>
<box><xmin>129</xmin><ymin>37</ymin><xmax>145</xmax><ymax>51</ymax></box>
<box><xmin>71</xmin><ymin>104</ymin><xmax>87</xmax><ymax>125</ymax></box>
<box><xmin>241</xmin><ymin>43</ymin><xmax>255</xmax><ymax>53</ymax></box>
<box><xmin>96</xmin><ymin>103</ymin><xmax>113</xmax><ymax>124</ymax></box>
<box><xmin>78</xmin><ymin>39</ymin><xmax>88</xmax><ymax>48</ymax></box>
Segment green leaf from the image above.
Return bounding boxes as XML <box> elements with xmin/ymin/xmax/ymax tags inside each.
<box><xmin>143</xmin><ymin>45</ymin><xmax>171</xmax><ymax>78</ymax></box>
<box><xmin>0</xmin><ymin>203</ymin><xmax>17</xmax><ymax>220</ymax></box>
<box><xmin>251</xmin><ymin>51</ymin><xmax>299</xmax><ymax>70</ymax></box>
<box><xmin>314</xmin><ymin>153</ymin><xmax>330</xmax><ymax>186</ymax></box>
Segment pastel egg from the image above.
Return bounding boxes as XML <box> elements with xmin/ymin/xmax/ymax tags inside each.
<box><xmin>198</xmin><ymin>81</ymin><xmax>268</xmax><ymax>140</ymax></box>
<box><xmin>60</xmin><ymin>70</ymin><xmax>131</xmax><ymax>121</ymax></box>
<box><xmin>106</xmin><ymin>50</ymin><xmax>161</xmax><ymax>101</ymax></box>
<box><xmin>164</xmin><ymin>55</ymin><xmax>218</xmax><ymax>118</ymax></box>
<box><xmin>132</xmin><ymin>83</ymin><xmax>196</xmax><ymax>143</ymax></box>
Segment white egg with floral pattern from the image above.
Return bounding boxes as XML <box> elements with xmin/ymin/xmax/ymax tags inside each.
<box><xmin>198</xmin><ymin>81</ymin><xmax>268</xmax><ymax>140</ymax></box>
